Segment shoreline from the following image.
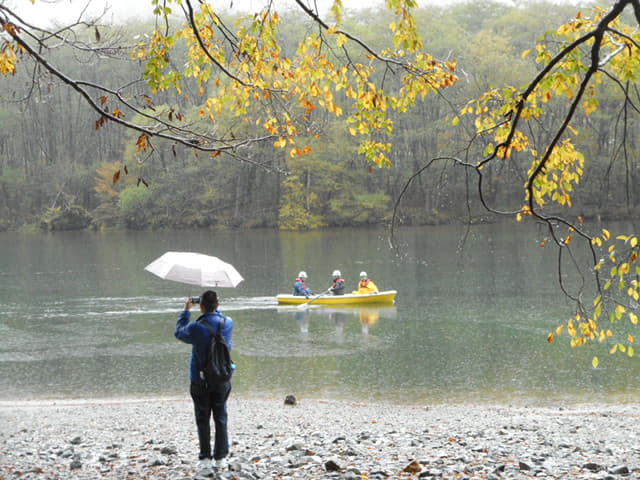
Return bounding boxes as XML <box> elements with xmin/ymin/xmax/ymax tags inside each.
<box><xmin>2</xmin><ymin>397</ymin><xmax>640</xmax><ymax>479</ymax></box>
<box><xmin>3</xmin><ymin>389</ymin><xmax>640</xmax><ymax>408</ymax></box>
<box><xmin>2</xmin><ymin>394</ymin><xmax>640</xmax><ymax>407</ymax></box>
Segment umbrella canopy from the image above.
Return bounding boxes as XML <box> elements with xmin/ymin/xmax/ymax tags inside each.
<box><xmin>144</xmin><ymin>251</ymin><xmax>244</xmax><ymax>288</ymax></box>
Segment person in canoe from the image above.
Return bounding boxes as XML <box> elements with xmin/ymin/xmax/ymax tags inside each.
<box><xmin>292</xmin><ymin>271</ymin><xmax>312</xmax><ymax>297</ymax></box>
<box><xmin>329</xmin><ymin>270</ymin><xmax>345</xmax><ymax>295</ymax></box>
<box><xmin>353</xmin><ymin>271</ymin><xmax>379</xmax><ymax>294</ymax></box>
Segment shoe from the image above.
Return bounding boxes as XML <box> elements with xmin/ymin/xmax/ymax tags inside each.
<box><xmin>214</xmin><ymin>458</ymin><xmax>228</xmax><ymax>470</ymax></box>
<box><xmin>196</xmin><ymin>458</ymin><xmax>212</xmax><ymax>470</ymax></box>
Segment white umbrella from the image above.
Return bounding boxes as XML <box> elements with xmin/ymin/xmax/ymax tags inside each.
<box><xmin>144</xmin><ymin>251</ymin><xmax>244</xmax><ymax>287</ymax></box>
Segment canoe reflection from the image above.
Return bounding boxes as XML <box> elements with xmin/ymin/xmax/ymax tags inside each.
<box><xmin>277</xmin><ymin>305</ymin><xmax>397</xmax><ymax>336</ymax></box>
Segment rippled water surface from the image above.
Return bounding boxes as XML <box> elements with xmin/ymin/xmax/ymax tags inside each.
<box><xmin>1</xmin><ymin>225</ymin><xmax>639</xmax><ymax>404</ymax></box>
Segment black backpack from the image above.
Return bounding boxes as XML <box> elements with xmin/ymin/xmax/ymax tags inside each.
<box><xmin>197</xmin><ymin>316</ymin><xmax>233</xmax><ymax>390</ymax></box>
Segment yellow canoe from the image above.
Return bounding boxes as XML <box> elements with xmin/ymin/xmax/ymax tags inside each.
<box><xmin>276</xmin><ymin>290</ymin><xmax>397</xmax><ymax>305</ymax></box>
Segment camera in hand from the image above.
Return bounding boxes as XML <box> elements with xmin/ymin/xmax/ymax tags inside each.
<box><xmin>191</xmin><ymin>296</ymin><xmax>200</xmax><ymax>304</ymax></box>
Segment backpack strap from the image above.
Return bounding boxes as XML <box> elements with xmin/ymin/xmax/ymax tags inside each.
<box><xmin>197</xmin><ymin>314</ymin><xmax>224</xmax><ymax>335</ymax></box>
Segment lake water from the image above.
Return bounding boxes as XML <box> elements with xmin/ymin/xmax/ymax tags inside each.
<box><xmin>1</xmin><ymin>224</ymin><xmax>639</xmax><ymax>404</ymax></box>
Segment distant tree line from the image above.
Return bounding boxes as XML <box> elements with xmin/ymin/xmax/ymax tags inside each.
<box><xmin>1</xmin><ymin>1</ymin><xmax>635</xmax><ymax>231</ymax></box>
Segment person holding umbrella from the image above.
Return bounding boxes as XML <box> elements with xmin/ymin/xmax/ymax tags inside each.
<box><xmin>145</xmin><ymin>252</ymin><xmax>243</xmax><ymax>470</ymax></box>
<box><xmin>174</xmin><ymin>290</ymin><xmax>234</xmax><ymax>471</ymax></box>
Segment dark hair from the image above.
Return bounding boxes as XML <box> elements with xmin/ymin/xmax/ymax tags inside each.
<box><xmin>200</xmin><ymin>290</ymin><xmax>218</xmax><ymax>312</ymax></box>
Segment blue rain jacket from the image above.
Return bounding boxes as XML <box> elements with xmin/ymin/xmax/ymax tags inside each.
<box><xmin>292</xmin><ymin>278</ymin><xmax>312</xmax><ymax>296</ymax></box>
<box><xmin>175</xmin><ymin>310</ymin><xmax>233</xmax><ymax>384</ymax></box>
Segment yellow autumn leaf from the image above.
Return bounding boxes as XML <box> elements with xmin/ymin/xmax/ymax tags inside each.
<box><xmin>521</xmin><ymin>49</ymin><xmax>531</xmax><ymax>59</ymax></box>
<box><xmin>628</xmin><ymin>334</ymin><xmax>635</xmax><ymax>343</ymax></box>
<box><xmin>583</xmin><ymin>98</ymin><xmax>598</xmax><ymax>115</ymax></box>
<box><xmin>592</xmin><ymin>356</ymin><xmax>599</xmax><ymax>368</ymax></box>
<box><xmin>628</xmin><ymin>345</ymin><xmax>635</xmax><ymax>357</ymax></box>
<box><xmin>547</xmin><ymin>332</ymin><xmax>554</xmax><ymax>343</ymax></box>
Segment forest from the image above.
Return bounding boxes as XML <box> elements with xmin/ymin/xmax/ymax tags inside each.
<box><xmin>0</xmin><ymin>1</ymin><xmax>637</xmax><ymax>231</ymax></box>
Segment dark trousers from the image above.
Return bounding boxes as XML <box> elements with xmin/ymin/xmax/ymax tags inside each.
<box><xmin>190</xmin><ymin>381</ymin><xmax>231</xmax><ymax>460</ymax></box>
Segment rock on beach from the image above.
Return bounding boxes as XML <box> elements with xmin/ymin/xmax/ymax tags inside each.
<box><xmin>1</xmin><ymin>398</ymin><xmax>640</xmax><ymax>479</ymax></box>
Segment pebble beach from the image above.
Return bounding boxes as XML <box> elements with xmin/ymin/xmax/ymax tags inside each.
<box><xmin>1</xmin><ymin>397</ymin><xmax>639</xmax><ymax>480</ymax></box>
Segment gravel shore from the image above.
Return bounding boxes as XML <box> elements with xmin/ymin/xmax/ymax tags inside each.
<box><xmin>1</xmin><ymin>397</ymin><xmax>639</xmax><ymax>479</ymax></box>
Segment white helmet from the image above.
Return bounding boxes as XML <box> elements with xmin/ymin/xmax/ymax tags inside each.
<box><xmin>360</xmin><ymin>271</ymin><xmax>367</xmax><ymax>278</ymax></box>
<box><xmin>332</xmin><ymin>269</ymin><xmax>341</xmax><ymax>277</ymax></box>
<box><xmin>298</xmin><ymin>271</ymin><xmax>307</xmax><ymax>279</ymax></box>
